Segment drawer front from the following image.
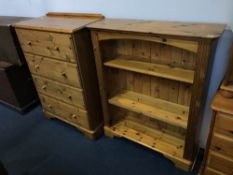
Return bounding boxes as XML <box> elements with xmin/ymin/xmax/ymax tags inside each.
<box><xmin>40</xmin><ymin>95</ymin><xmax>90</xmax><ymax>129</ymax></box>
<box><xmin>33</xmin><ymin>75</ymin><xmax>85</xmax><ymax>109</ymax></box>
<box><xmin>204</xmin><ymin>167</ymin><xmax>224</xmax><ymax>175</ymax></box>
<box><xmin>211</xmin><ymin>133</ymin><xmax>233</xmax><ymax>158</ymax></box>
<box><xmin>207</xmin><ymin>151</ymin><xmax>233</xmax><ymax>174</ymax></box>
<box><xmin>25</xmin><ymin>53</ymin><xmax>81</xmax><ymax>88</ymax></box>
<box><xmin>214</xmin><ymin>112</ymin><xmax>233</xmax><ymax>139</ymax></box>
<box><xmin>16</xmin><ymin>29</ymin><xmax>76</xmax><ymax>63</ymax></box>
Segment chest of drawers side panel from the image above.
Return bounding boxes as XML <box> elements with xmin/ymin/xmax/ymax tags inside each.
<box><xmin>72</xmin><ymin>29</ymin><xmax>103</xmax><ymax>130</ymax></box>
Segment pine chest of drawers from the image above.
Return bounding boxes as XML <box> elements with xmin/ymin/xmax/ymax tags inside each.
<box><xmin>201</xmin><ymin>45</ymin><xmax>233</xmax><ymax>175</ymax></box>
<box><xmin>14</xmin><ymin>13</ymin><xmax>104</xmax><ymax>139</ymax></box>
<box><xmin>201</xmin><ymin>93</ymin><xmax>233</xmax><ymax>175</ymax></box>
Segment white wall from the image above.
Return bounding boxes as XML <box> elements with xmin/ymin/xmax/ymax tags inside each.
<box><xmin>0</xmin><ymin>0</ymin><xmax>48</xmax><ymax>17</ymax></box>
<box><xmin>0</xmin><ymin>0</ymin><xmax>232</xmax><ymax>28</ymax></box>
<box><xmin>46</xmin><ymin>0</ymin><xmax>233</xmax><ymax>29</ymax></box>
<box><xmin>0</xmin><ymin>0</ymin><xmax>233</xmax><ymax>147</ymax></box>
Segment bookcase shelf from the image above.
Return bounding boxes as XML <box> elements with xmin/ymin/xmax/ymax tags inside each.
<box><xmin>106</xmin><ymin>119</ymin><xmax>186</xmax><ymax>159</ymax></box>
<box><xmin>104</xmin><ymin>57</ymin><xmax>194</xmax><ymax>84</ymax></box>
<box><xmin>109</xmin><ymin>90</ymin><xmax>189</xmax><ymax>128</ymax></box>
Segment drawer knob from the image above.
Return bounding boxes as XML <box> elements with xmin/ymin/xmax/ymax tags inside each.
<box><xmin>27</xmin><ymin>41</ymin><xmax>32</xmax><ymax>46</ymax></box>
<box><xmin>162</xmin><ymin>38</ymin><xmax>167</xmax><ymax>42</ymax></box>
<box><xmin>68</xmin><ymin>95</ymin><xmax>72</xmax><ymax>100</ymax></box>
<box><xmin>41</xmin><ymin>85</ymin><xmax>47</xmax><ymax>90</ymax></box>
<box><xmin>35</xmin><ymin>65</ymin><xmax>39</xmax><ymax>70</ymax></box>
<box><xmin>214</xmin><ymin>146</ymin><xmax>221</xmax><ymax>151</ymax></box>
<box><xmin>71</xmin><ymin>114</ymin><xmax>77</xmax><ymax>119</ymax></box>
<box><xmin>54</xmin><ymin>46</ymin><xmax>60</xmax><ymax>51</ymax></box>
<box><xmin>48</xmin><ymin>104</ymin><xmax>52</xmax><ymax>109</ymax></box>
<box><xmin>61</xmin><ymin>72</ymin><xmax>67</xmax><ymax>78</ymax></box>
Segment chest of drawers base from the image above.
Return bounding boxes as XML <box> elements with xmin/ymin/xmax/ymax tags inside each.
<box><xmin>44</xmin><ymin>110</ymin><xmax>103</xmax><ymax>139</ymax></box>
<box><xmin>15</xmin><ymin>13</ymin><xmax>104</xmax><ymax>139</ymax></box>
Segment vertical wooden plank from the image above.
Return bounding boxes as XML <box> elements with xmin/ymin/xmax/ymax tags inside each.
<box><xmin>181</xmin><ymin>50</ymin><xmax>196</xmax><ymax>70</ymax></box>
<box><xmin>158</xmin><ymin>79</ymin><xmax>169</xmax><ymax>101</ymax></box>
<box><xmin>170</xmin><ymin>47</ymin><xmax>183</xmax><ymax>104</ymax></box>
<box><xmin>158</xmin><ymin>44</ymin><xmax>172</xmax><ymax>101</ymax></box>
<box><xmin>151</xmin><ymin>43</ymin><xmax>161</xmax><ymax>98</ymax></box>
<box><xmin>184</xmin><ymin>39</ymin><xmax>214</xmax><ymax>160</ymax></box>
<box><xmin>91</xmin><ymin>31</ymin><xmax>110</xmax><ymax>126</ymax></box>
<box><xmin>178</xmin><ymin>83</ymin><xmax>192</xmax><ymax>106</ymax></box>
<box><xmin>168</xmin><ymin>81</ymin><xmax>179</xmax><ymax>103</ymax></box>
<box><xmin>119</xmin><ymin>40</ymin><xmax>134</xmax><ymax>92</ymax></box>
<box><xmin>132</xmin><ymin>40</ymin><xmax>151</xmax><ymax>96</ymax></box>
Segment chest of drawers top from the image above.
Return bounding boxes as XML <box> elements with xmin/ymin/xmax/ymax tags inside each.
<box><xmin>14</xmin><ymin>12</ymin><xmax>104</xmax><ymax>33</ymax></box>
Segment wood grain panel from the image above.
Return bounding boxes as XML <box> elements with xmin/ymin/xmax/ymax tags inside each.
<box><xmin>211</xmin><ymin>133</ymin><xmax>233</xmax><ymax>158</ymax></box>
<box><xmin>16</xmin><ymin>29</ymin><xmax>76</xmax><ymax>62</ymax></box>
<box><xmin>207</xmin><ymin>151</ymin><xmax>233</xmax><ymax>175</ymax></box>
<box><xmin>33</xmin><ymin>75</ymin><xmax>85</xmax><ymax>109</ymax></box>
<box><xmin>25</xmin><ymin>53</ymin><xmax>81</xmax><ymax>88</ymax></box>
<box><xmin>214</xmin><ymin>112</ymin><xmax>233</xmax><ymax>139</ymax></box>
<box><xmin>40</xmin><ymin>95</ymin><xmax>90</xmax><ymax>129</ymax></box>
<box><xmin>204</xmin><ymin>167</ymin><xmax>225</xmax><ymax>175</ymax></box>
<box><xmin>88</xmin><ymin>19</ymin><xmax>225</xmax><ymax>38</ymax></box>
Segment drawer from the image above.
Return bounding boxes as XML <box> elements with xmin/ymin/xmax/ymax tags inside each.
<box><xmin>204</xmin><ymin>167</ymin><xmax>225</xmax><ymax>175</ymax></box>
<box><xmin>214</xmin><ymin>112</ymin><xmax>233</xmax><ymax>139</ymax></box>
<box><xmin>25</xmin><ymin>53</ymin><xmax>81</xmax><ymax>88</ymax></box>
<box><xmin>33</xmin><ymin>75</ymin><xmax>85</xmax><ymax>109</ymax></box>
<box><xmin>211</xmin><ymin>133</ymin><xmax>233</xmax><ymax>158</ymax></box>
<box><xmin>40</xmin><ymin>95</ymin><xmax>90</xmax><ymax>129</ymax></box>
<box><xmin>16</xmin><ymin>29</ymin><xmax>76</xmax><ymax>63</ymax></box>
<box><xmin>207</xmin><ymin>151</ymin><xmax>233</xmax><ymax>175</ymax></box>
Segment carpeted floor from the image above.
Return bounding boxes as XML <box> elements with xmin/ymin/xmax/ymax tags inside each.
<box><xmin>0</xmin><ymin>104</ymin><xmax>203</xmax><ymax>175</ymax></box>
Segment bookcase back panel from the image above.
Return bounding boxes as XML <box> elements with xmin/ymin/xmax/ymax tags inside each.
<box><xmin>105</xmin><ymin>68</ymin><xmax>192</xmax><ymax>106</ymax></box>
<box><xmin>100</xmin><ymin>39</ymin><xmax>197</xmax><ymax>70</ymax></box>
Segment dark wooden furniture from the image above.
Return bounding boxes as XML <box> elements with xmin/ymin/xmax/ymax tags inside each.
<box><xmin>88</xmin><ymin>19</ymin><xmax>225</xmax><ymax>171</ymax></box>
<box><xmin>0</xmin><ymin>16</ymin><xmax>37</xmax><ymax>111</ymax></box>
<box><xmin>15</xmin><ymin>13</ymin><xmax>104</xmax><ymax>139</ymax></box>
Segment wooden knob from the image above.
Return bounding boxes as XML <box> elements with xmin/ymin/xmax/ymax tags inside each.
<box><xmin>162</xmin><ymin>38</ymin><xmax>167</xmax><ymax>42</ymax></box>
<box><xmin>35</xmin><ymin>64</ymin><xmax>39</xmax><ymax>70</ymax></box>
<box><xmin>27</xmin><ymin>41</ymin><xmax>32</xmax><ymax>46</ymax></box>
<box><xmin>54</xmin><ymin>46</ymin><xmax>60</xmax><ymax>51</ymax></box>
<box><xmin>41</xmin><ymin>85</ymin><xmax>47</xmax><ymax>90</ymax></box>
<box><xmin>68</xmin><ymin>95</ymin><xmax>72</xmax><ymax>100</ymax></box>
<box><xmin>48</xmin><ymin>104</ymin><xmax>52</xmax><ymax>109</ymax></box>
<box><xmin>61</xmin><ymin>72</ymin><xmax>67</xmax><ymax>78</ymax></box>
<box><xmin>71</xmin><ymin>114</ymin><xmax>77</xmax><ymax>119</ymax></box>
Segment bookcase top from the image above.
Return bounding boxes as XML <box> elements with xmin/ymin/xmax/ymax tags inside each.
<box><xmin>88</xmin><ymin>18</ymin><xmax>225</xmax><ymax>39</ymax></box>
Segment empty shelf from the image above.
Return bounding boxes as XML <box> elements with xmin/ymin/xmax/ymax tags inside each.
<box><xmin>108</xmin><ymin>91</ymin><xmax>189</xmax><ymax>128</ymax></box>
<box><xmin>107</xmin><ymin>119</ymin><xmax>185</xmax><ymax>159</ymax></box>
<box><xmin>104</xmin><ymin>58</ymin><xmax>194</xmax><ymax>84</ymax></box>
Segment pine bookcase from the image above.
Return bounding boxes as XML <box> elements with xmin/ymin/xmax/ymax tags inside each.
<box><xmin>88</xmin><ymin>19</ymin><xmax>225</xmax><ymax>171</ymax></box>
